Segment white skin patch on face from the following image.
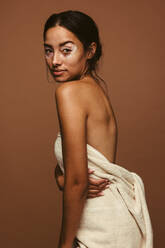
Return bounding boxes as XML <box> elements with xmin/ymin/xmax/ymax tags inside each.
<box><xmin>65</xmin><ymin>44</ymin><xmax>78</xmax><ymax>58</ymax></box>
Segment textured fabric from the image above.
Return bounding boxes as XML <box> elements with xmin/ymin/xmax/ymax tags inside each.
<box><xmin>54</xmin><ymin>132</ymin><xmax>153</xmax><ymax>248</ymax></box>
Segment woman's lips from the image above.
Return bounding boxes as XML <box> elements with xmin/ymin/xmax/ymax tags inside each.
<box><xmin>52</xmin><ymin>70</ymin><xmax>65</xmax><ymax>76</ymax></box>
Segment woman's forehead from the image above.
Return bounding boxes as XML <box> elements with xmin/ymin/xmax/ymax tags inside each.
<box><xmin>44</xmin><ymin>40</ymin><xmax>75</xmax><ymax>49</ymax></box>
<box><xmin>44</xmin><ymin>26</ymin><xmax>80</xmax><ymax>47</ymax></box>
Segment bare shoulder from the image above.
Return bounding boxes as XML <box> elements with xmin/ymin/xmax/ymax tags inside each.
<box><xmin>55</xmin><ymin>78</ymin><xmax>94</xmax><ymax>107</ymax></box>
<box><xmin>55</xmin><ymin>79</ymin><xmax>91</xmax><ymax>146</ymax></box>
<box><xmin>55</xmin><ymin>80</ymin><xmax>79</xmax><ymax>96</ymax></box>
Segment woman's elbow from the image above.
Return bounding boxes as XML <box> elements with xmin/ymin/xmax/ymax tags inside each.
<box><xmin>66</xmin><ymin>178</ymin><xmax>88</xmax><ymax>197</ymax></box>
<box><xmin>73</xmin><ymin>182</ymin><xmax>88</xmax><ymax>199</ymax></box>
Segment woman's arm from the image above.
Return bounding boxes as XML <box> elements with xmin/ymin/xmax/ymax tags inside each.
<box><xmin>55</xmin><ymin>165</ymin><xmax>111</xmax><ymax>196</ymax></box>
<box><xmin>55</xmin><ymin>84</ymin><xmax>89</xmax><ymax>248</ymax></box>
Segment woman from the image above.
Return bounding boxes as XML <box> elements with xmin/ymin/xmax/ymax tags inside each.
<box><xmin>43</xmin><ymin>10</ymin><xmax>153</xmax><ymax>248</ymax></box>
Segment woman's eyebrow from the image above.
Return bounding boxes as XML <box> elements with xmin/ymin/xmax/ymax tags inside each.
<box><xmin>44</xmin><ymin>43</ymin><xmax>53</xmax><ymax>48</ymax></box>
<box><xmin>44</xmin><ymin>40</ymin><xmax>74</xmax><ymax>47</ymax></box>
<box><xmin>59</xmin><ymin>41</ymin><xmax>74</xmax><ymax>46</ymax></box>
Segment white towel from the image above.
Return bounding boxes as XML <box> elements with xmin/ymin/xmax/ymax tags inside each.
<box><xmin>54</xmin><ymin>132</ymin><xmax>153</xmax><ymax>248</ymax></box>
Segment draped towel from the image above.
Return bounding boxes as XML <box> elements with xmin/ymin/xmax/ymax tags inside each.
<box><xmin>54</xmin><ymin>132</ymin><xmax>153</xmax><ymax>248</ymax></box>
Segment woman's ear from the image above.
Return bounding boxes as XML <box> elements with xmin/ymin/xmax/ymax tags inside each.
<box><xmin>87</xmin><ymin>42</ymin><xmax>97</xmax><ymax>59</ymax></box>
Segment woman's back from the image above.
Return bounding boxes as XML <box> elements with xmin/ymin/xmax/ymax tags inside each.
<box><xmin>75</xmin><ymin>76</ymin><xmax>118</xmax><ymax>163</ymax></box>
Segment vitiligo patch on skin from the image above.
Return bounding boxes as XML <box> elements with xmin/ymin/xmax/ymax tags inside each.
<box><xmin>65</xmin><ymin>44</ymin><xmax>78</xmax><ymax>58</ymax></box>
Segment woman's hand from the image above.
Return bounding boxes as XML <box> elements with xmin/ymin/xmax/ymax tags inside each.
<box><xmin>54</xmin><ymin>164</ymin><xmax>111</xmax><ymax>198</ymax></box>
<box><xmin>87</xmin><ymin>169</ymin><xmax>111</xmax><ymax>198</ymax></box>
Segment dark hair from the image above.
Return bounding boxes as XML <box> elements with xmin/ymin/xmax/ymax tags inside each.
<box><xmin>43</xmin><ymin>10</ymin><xmax>108</xmax><ymax>93</ymax></box>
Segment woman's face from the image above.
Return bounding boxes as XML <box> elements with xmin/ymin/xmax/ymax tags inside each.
<box><xmin>44</xmin><ymin>25</ymin><xmax>91</xmax><ymax>82</ymax></box>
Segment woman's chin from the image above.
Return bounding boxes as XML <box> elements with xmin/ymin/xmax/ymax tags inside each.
<box><xmin>54</xmin><ymin>76</ymin><xmax>71</xmax><ymax>83</ymax></box>
<box><xmin>52</xmin><ymin>73</ymin><xmax>83</xmax><ymax>83</ymax></box>
<box><xmin>53</xmin><ymin>74</ymin><xmax>67</xmax><ymax>82</ymax></box>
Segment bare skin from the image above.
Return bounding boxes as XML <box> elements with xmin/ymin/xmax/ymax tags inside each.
<box><xmin>44</xmin><ymin>25</ymin><xmax>118</xmax><ymax>248</ymax></box>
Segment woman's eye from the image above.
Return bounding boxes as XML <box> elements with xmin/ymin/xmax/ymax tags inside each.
<box><xmin>45</xmin><ymin>49</ymin><xmax>53</xmax><ymax>54</ymax></box>
<box><xmin>62</xmin><ymin>48</ymin><xmax>72</xmax><ymax>54</ymax></box>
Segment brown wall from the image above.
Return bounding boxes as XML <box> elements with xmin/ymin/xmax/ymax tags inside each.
<box><xmin>1</xmin><ymin>0</ymin><xmax>163</xmax><ymax>247</ymax></box>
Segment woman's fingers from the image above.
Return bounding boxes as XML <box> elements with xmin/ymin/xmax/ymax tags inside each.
<box><xmin>88</xmin><ymin>184</ymin><xmax>110</xmax><ymax>193</ymax></box>
<box><xmin>88</xmin><ymin>168</ymin><xmax>110</xmax><ymax>185</ymax></box>
<box><xmin>89</xmin><ymin>177</ymin><xmax>110</xmax><ymax>186</ymax></box>
<box><xmin>88</xmin><ymin>181</ymin><xmax>109</xmax><ymax>190</ymax></box>
<box><xmin>88</xmin><ymin>175</ymin><xmax>111</xmax><ymax>189</ymax></box>
<box><xmin>87</xmin><ymin>168</ymin><xmax>112</xmax><ymax>199</ymax></box>
<box><xmin>87</xmin><ymin>186</ymin><xmax>110</xmax><ymax>199</ymax></box>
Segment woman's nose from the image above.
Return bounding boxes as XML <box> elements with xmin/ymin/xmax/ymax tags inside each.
<box><xmin>52</xmin><ymin>52</ymin><xmax>62</xmax><ymax>67</ymax></box>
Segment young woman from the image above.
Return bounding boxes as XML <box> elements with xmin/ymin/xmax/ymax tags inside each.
<box><xmin>43</xmin><ymin>10</ymin><xmax>153</xmax><ymax>248</ymax></box>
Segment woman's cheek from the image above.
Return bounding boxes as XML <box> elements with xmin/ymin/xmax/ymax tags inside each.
<box><xmin>65</xmin><ymin>45</ymin><xmax>81</xmax><ymax>63</ymax></box>
<box><xmin>66</xmin><ymin>53</ymin><xmax>85</xmax><ymax>67</ymax></box>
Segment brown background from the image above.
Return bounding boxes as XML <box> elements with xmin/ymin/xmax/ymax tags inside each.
<box><xmin>1</xmin><ymin>0</ymin><xmax>163</xmax><ymax>247</ymax></box>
